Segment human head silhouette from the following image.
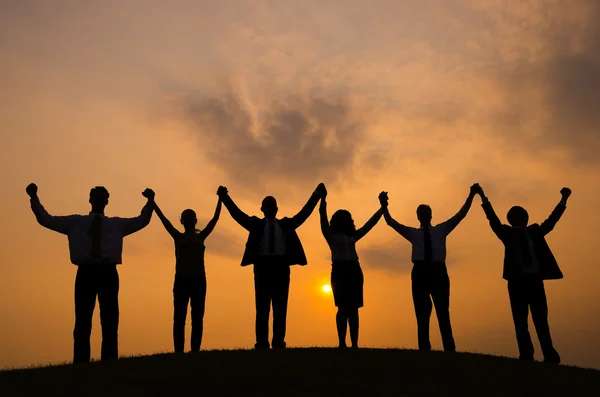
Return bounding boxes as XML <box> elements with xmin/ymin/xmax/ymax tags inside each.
<box><xmin>89</xmin><ymin>186</ymin><xmax>109</xmax><ymax>214</ymax></box>
<box><xmin>261</xmin><ymin>196</ymin><xmax>278</xmax><ymax>219</ymax></box>
<box><xmin>417</xmin><ymin>204</ymin><xmax>432</xmax><ymax>226</ymax></box>
<box><xmin>330</xmin><ymin>210</ymin><xmax>356</xmax><ymax>236</ymax></box>
<box><xmin>507</xmin><ymin>206</ymin><xmax>529</xmax><ymax>228</ymax></box>
<box><xmin>180</xmin><ymin>209</ymin><xmax>198</xmax><ymax>231</ymax></box>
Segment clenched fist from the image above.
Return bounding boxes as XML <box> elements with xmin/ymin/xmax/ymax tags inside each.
<box><xmin>26</xmin><ymin>183</ymin><xmax>38</xmax><ymax>198</ymax></box>
<box><xmin>560</xmin><ymin>187</ymin><xmax>571</xmax><ymax>201</ymax></box>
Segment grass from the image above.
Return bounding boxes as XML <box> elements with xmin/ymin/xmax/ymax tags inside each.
<box><xmin>1</xmin><ymin>348</ymin><xmax>599</xmax><ymax>397</ymax></box>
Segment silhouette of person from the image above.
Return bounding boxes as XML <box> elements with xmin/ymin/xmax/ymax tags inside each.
<box><xmin>476</xmin><ymin>185</ymin><xmax>570</xmax><ymax>364</ymax></box>
<box><xmin>382</xmin><ymin>185</ymin><xmax>479</xmax><ymax>352</ymax></box>
<box><xmin>26</xmin><ymin>183</ymin><xmax>154</xmax><ymax>363</ymax></box>
<box><xmin>319</xmin><ymin>191</ymin><xmax>387</xmax><ymax>348</ymax></box>
<box><xmin>153</xmin><ymin>197</ymin><xmax>222</xmax><ymax>353</ymax></box>
<box><xmin>216</xmin><ymin>183</ymin><xmax>326</xmax><ymax>349</ymax></box>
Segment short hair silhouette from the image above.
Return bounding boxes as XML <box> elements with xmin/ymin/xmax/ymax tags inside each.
<box><xmin>329</xmin><ymin>209</ymin><xmax>357</xmax><ymax>236</ymax></box>
<box><xmin>180</xmin><ymin>209</ymin><xmax>199</xmax><ymax>231</ymax></box>
<box><xmin>261</xmin><ymin>196</ymin><xmax>278</xmax><ymax>218</ymax></box>
<box><xmin>507</xmin><ymin>206</ymin><xmax>529</xmax><ymax>227</ymax></box>
<box><xmin>416</xmin><ymin>204</ymin><xmax>432</xmax><ymax>224</ymax></box>
<box><xmin>90</xmin><ymin>186</ymin><xmax>109</xmax><ymax>199</ymax></box>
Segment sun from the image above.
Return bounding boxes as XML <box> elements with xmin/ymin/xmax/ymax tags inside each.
<box><xmin>322</xmin><ymin>284</ymin><xmax>332</xmax><ymax>293</ymax></box>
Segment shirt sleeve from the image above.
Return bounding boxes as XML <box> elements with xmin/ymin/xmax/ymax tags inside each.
<box><xmin>120</xmin><ymin>201</ymin><xmax>154</xmax><ymax>236</ymax></box>
<box><xmin>30</xmin><ymin>197</ymin><xmax>73</xmax><ymax>235</ymax></box>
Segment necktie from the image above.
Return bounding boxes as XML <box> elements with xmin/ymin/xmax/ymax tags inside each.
<box><xmin>520</xmin><ymin>230</ymin><xmax>532</xmax><ymax>268</ymax></box>
<box><xmin>424</xmin><ymin>228</ymin><xmax>433</xmax><ymax>263</ymax></box>
<box><xmin>91</xmin><ymin>215</ymin><xmax>102</xmax><ymax>259</ymax></box>
<box><xmin>268</xmin><ymin>220</ymin><xmax>276</xmax><ymax>254</ymax></box>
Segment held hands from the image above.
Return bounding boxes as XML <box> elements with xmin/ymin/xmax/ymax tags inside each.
<box><xmin>378</xmin><ymin>191</ymin><xmax>389</xmax><ymax>208</ymax></box>
<box><xmin>26</xmin><ymin>183</ymin><xmax>38</xmax><ymax>198</ymax></box>
<box><xmin>216</xmin><ymin>186</ymin><xmax>228</xmax><ymax>197</ymax></box>
<box><xmin>315</xmin><ymin>183</ymin><xmax>327</xmax><ymax>198</ymax></box>
<box><xmin>470</xmin><ymin>183</ymin><xmax>482</xmax><ymax>198</ymax></box>
<box><xmin>560</xmin><ymin>187</ymin><xmax>571</xmax><ymax>201</ymax></box>
<box><xmin>142</xmin><ymin>188</ymin><xmax>155</xmax><ymax>201</ymax></box>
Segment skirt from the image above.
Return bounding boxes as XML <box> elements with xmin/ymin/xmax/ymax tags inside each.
<box><xmin>331</xmin><ymin>260</ymin><xmax>364</xmax><ymax>308</ymax></box>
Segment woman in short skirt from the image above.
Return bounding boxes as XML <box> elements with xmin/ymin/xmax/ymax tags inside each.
<box><xmin>153</xmin><ymin>197</ymin><xmax>222</xmax><ymax>353</ymax></box>
<box><xmin>319</xmin><ymin>191</ymin><xmax>388</xmax><ymax>348</ymax></box>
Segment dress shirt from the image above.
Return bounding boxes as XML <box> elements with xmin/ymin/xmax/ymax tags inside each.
<box><xmin>387</xmin><ymin>200</ymin><xmax>472</xmax><ymax>263</ymax></box>
<box><xmin>259</xmin><ymin>218</ymin><xmax>286</xmax><ymax>256</ymax></box>
<box><xmin>30</xmin><ymin>197</ymin><xmax>153</xmax><ymax>266</ymax></box>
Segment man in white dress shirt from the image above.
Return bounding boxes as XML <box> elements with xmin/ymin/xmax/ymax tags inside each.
<box><xmin>27</xmin><ymin>183</ymin><xmax>154</xmax><ymax>363</ymax></box>
<box><xmin>382</xmin><ymin>184</ymin><xmax>479</xmax><ymax>352</ymax></box>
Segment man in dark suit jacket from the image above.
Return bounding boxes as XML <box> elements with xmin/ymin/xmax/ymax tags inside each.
<box><xmin>477</xmin><ymin>185</ymin><xmax>571</xmax><ymax>364</ymax></box>
<box><xmin>217</xmin><ymin>183</ymin><xmax>326</xmax><ymax>349</ymax></box>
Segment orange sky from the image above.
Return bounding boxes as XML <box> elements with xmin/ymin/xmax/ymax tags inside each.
<box><xmin>1</xmin><ymin>0</ymin><xmax>600</xmax><ymax>370</ymax></box>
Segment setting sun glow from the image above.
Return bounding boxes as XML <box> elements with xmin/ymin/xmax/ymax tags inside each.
<box><xmin>322</xmin><ymin>285</ymin><xmax>332</xmax><ymax>293</ymax></box>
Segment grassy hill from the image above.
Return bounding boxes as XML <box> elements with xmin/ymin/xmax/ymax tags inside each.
<box><xmin>1</xmin><ymin>348</ymin><xmax>599</xmax><ymax>397</ymax></box>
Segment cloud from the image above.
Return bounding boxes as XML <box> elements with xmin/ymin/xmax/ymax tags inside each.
<box><xmin>170</xmin><ymin>81</ymin><xmax>382</xmax><ymax>195</ymax></box>
<box><xmin>201</xmin><ymin>227</ymin><xmax>244</xmax><ymax>261</ymax></box>
<box><xmin>360</xmin><ymin>240</ymin><xmax>413</xmax><ymax>274</ymax></box>
<box><xmin>486</xmin><ymin>1</ymin><xmax>600</xmax><ymax>164</ymax></box>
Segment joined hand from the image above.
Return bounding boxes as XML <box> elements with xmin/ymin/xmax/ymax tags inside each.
<box><xmin>142</xmin><ymin>188</ymin><xmax>155</xmax><ymax>200</ymax></box>
<box><xmin>470</xmin><ymin>183</ymin><xmax>482</xmax><ymax>197</ymax></box>
<box><xmin>217</xmin><ymin>186</ymin><xmax>228</xmax><ymax>197</ymax></box>
<box><xmin>379</xmin><ymin>191</ymin><xmax>389</xmax><ymax>208</ymax></box>
<box><xmin>315</xmin><ymin>183</ymin><xmax>327</xmax><ymax>198</ymax></box>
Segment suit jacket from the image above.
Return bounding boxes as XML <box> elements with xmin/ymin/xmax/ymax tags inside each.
<box><xmin>222</xmin><ymin>193</ymin><xmax>320</xmax><ymax>267</ymax></box>
<box><xmin>481</xmin><ymin>201</ymin><xmax>565</xmax><ymax>281</ymax></box>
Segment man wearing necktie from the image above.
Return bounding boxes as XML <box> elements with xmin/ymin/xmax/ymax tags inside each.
<box><xmin>27</xmin><ymin>183</ymin><xmax>155</xmax><ymax>363</ymax></box>
<box><xmin>382</xmin><ymin>184</ymin><xmax>479</xmax><ymax>352</ymax></box>
<box><xmin>217</xmin><ymin>183</ymin><xmax>326</xmax><ymax>349</ymax></box>
<box><xmin>477</xmin><ymin>186</ymin><xmax>571</xmax><ymax>364</ymax></box>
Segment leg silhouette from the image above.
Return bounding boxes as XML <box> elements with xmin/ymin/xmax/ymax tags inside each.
<box><xmin>529</xmin><ymin>280</ymin><xmax>560</xmax><ymax>363</ymax></box>
<box><xmin>98</xmin><ymin>267</ymin><xmax>119</xmax><ymax>360</ymax></box>
<box><xmin>173</xmin><ymin>277</ymin><xmax>190</xmax><ymax>353</ymax></box>
<box><xmin>336</xmin><ymin>308</ymin><xmax>348</xmax><ymax>348</ymax></box>
<box><xmin>431</xmin><ymin>266</ymin><xmax>455</xmax><ymax>352</ymax></box>
<box><xmin>412</xmin><ymin>266</ymin><xmax>432</xmax><ymax>351</ymax></box>
<box><xmin>253</xmin><ymin>265</ymin><xmax>271</xmax><ymax>349</ymax></box>
<box><xmin>348</xmin><ymin>308</ymin><xmax>359</xmax><ymax>348</ymax></box>
<box><xmin>190</xmin><ymin>276</ymin><xmax>207</xmax><ymax>352</ymax></box>
<box><xmin>508</xmin><ymin>279</ymin><xmax>535</xmax><ymax>360</ymax></box>
<box><xmin>73</xmin><ymin>267</ymin><xmax>97</xmax><ymax>363</ymax></box>
<box><xmin>272</xmin><ymin>266</ymin><xmax>290</xmax><ymax>348</ymax></box>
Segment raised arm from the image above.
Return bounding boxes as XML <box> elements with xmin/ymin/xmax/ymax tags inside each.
<box><xmin>438</xmin><ymin>184</ymin><xmax>478</xmax><ymax>235</ymax></box>
<box><xmin>319</xmin><ymin>197</ymin><xmax>332</xmax><ymax>242</ymax></box>
<box><xmin>356</xmin><ymin>193</ymin><xmax>388</xmax><ymax>241</ymax></box>
<box><xmin>217</xmin><ymin>186</ymin><xmax>253</xmax><ymax>231</ymax></box>
<box><xmin>27</xmin><ymin>183</ymin><xmax>73</xmax><ymax>235</ymax></box>
<box><xmin>539</xmin><ymin>187</ymin><xmax>570</xmax><ymax>236</ymax></box>
<box><xmin>288</xmin><ymin>183</ymin><xmax>326</xmax><ymax>230</ymax></box>
<box><xmin>121</xmin><ymin>189</ymin><xmax>155</xmax><ymax>236</ymax></box>
<box><xmin>381</xmin><ymin>192</ymin><xmax>413</xmax><ymax>242</ymax></box>
<box><xmin>198</xmin><ymin>198</ymin><xmax>222</xmax><ymax>240</ymax></box>
<box><xmin>479</xmin><ymin>187</ymin><xmax>509</xmax><ymax>240</ymax></box>
<box><xmin>153</xmin><ymin>201</ymin><xmax>180</xmax><ymax>239</ymax></box>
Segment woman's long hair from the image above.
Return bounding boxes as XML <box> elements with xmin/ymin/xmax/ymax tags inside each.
<box><xmin>329</xmin><ymin>209</ymin><xmax>356</xmax><ymax>237</ymax></box>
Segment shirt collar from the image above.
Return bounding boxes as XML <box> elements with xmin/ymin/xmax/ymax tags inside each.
<box><xmin>89</xmin><ymin>212</ymin><xmax>105</xmax><ymax>217</ymax></box>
